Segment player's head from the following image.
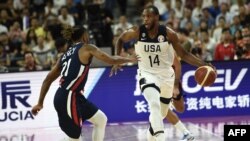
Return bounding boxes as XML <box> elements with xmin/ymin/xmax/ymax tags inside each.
<box><xmin>142</xmin><ymin>5</ymin><xmax>159</xmax><ymax>30</ymax></box>
<box><xmin>62</xmin><ymin>24</ymin><xmax>89</xmax><ymax>43</ymax></box>
<box><xmin>55</xmin><ymin>38</ymin><xmax>68</xmax><ymax>53</ymax></box>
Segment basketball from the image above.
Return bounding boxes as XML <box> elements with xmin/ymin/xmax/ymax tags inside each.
<box><xmin>194</xmin><ymin>66</ymin><xmax>217</xmax><ymax>87</ymax></box>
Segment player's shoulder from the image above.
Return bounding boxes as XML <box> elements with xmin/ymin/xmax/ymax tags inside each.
<box><xmin>165</xmin><ymin>26</ymin><xmax>178</xmax><ymax>41</ymax></box>
<box><xmin>166</xmin><ymin>26</ymin><xmax>177</xmax><ymax>35</ymax></box>
<box><xmin>125</xmin><ymin>25</ymin><xmax>139</xmax><ymax>33</ymax></box>
<box><xmin>82</xmin><ymin>44</ymin><xmax>98</xmax><ymax>50</ymax></box>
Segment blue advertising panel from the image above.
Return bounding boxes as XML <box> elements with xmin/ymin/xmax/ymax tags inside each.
<box><xmin>180</xmin><ymin>60</ymin><xmax>250</xmax><ymax>118</ymax></box>
<box><xmin>88</xmin><ymin>66</ymin><xmax>149</xmax><ymax>122</ymax></box>
<box><xmin>87</xmin><ymin>60</ymin><xmax>250</xmax><ymax>123</ymax></box>
<box><xmin>0</xmin><ymin>60</ymin><xmax>249</xmax><ymax>127</ymax></box>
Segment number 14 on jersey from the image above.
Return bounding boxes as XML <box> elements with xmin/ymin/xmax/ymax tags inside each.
<box><xmin>149</xmin><ymin>55</ymin><xmax>160</xmax><ymax>67</ymax></box>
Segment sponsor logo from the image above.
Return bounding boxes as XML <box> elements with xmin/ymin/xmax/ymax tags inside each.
<box><xmin>158</xmin><ymin>35</ymin><xmax>164</xmax><ymax>42</ymax></box>
<box><xmin>0</xmin><ymin>81</ymin><xmax>34</xmax><ymax>122</ymax></box>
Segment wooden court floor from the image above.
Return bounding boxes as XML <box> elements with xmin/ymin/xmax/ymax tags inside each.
<box><xmin>1</xmin><ymin>115</ymin><xmax>250</xmax><ymax>141</ymax></box>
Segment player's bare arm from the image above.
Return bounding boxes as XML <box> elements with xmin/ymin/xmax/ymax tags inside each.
<box><xmin>167</xmin><ymin>27</ymin><xmax>212</xmax><ymax>68</ymax></box>
<box><xmin>31</xmin><ymin>60</ymin><xmax>61</xmax><ymax>116</ymax></box>
<box><xmin>173</xmin><ymin>54</ymin><xmax>181</xmax><ymax>90</ymax></box>
<box><xmin>109</xmin><ymin>26</ymin><xmax>140</xmax><ymax>77</ymax></box>
<box><xmin>83</xmin><ymin>44</ymin><xmax>138</xmax><ymax>65</ymax></box>
<box><xmin>172</xmin><ymin>54</ymin><xmax>185</xmax><ymax>113</ymax></box>
<box><xmin>115</xmin><ymin>26</ymin><xmax>139</xmax><ymax>55</ymax></box>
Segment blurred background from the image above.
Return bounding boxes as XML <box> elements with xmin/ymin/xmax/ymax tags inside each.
<box><xmin>0</xmin><ymin>0</ymin><xmax>250</xmax><ymax>72</ymax></box>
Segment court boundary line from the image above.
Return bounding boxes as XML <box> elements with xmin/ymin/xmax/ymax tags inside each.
<box><xmin>188</xmin><ymin>122</ymin><xmax>224</xmax><ymax>139</ymax></box>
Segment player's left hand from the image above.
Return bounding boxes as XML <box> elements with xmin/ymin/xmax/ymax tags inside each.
<box><xmin>31</xmin><ymin>104</ymin><xmax>43</xmax><ymax>116</ymax></box>
<box><xmin>109</xmin><ymin>65</ymin><xmax>123</xmax><ymax>77</ymax></box>
<box><xmin>206</xmin><ymin>62</ymin><xmax>217</xmax><ymax>73</ymax></box>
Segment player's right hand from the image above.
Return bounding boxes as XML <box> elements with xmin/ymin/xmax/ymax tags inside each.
<box><xmin>31</xmin><ymin>104</ymin><xmax>43</xmax><ymax>116</ymax></box>
<box><xmin>206</xmin><ymin>62</ymin><xmax>217</xmax><ymax>74</ymax></box>
<box><xmin>109</xmin><ymin>65</ymin><xmax>123</xmax><ymax>77</ymax></box>
<box><xmin>129</xmin><ymin>54</ymin><xmax>140</xmax><ymax>63</ymax></box>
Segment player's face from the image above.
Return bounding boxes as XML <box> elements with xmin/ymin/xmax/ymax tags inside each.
<box><xmin>142</xmin><ymin>9</ymin><xmax>157</xmax><ymax>30</ymax></box>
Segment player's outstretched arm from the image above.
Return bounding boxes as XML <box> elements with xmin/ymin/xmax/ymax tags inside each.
<box><xmin>167</xmin><ymin>27</ymin><xmax>215</xmax><ymax>69</ymax></box>
<box><xmin>115</xmin><ymin>26</ymin><xmax>139</xmax><ymax>56</ymax></box>
<box><xmin>110</xmin><ymin>26</ymin><xmax>139</xmax><ymax>77</ymax></box>
<box><xmin>31</xmin><ymin>60</ymin><xmax>61</xmax><ymax>116</ymax></box>
<box><xmin>87</xmin><ymin>44</ymin><xmax>139</xmax><ymax>65</ymax></box>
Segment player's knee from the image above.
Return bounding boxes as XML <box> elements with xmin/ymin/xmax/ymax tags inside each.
<box><xmin>101</xmin><ymin>113</ymin><xmax>108</xmax><ymax>126</ymax></box>
<box><xmin>96</xmin><ymin>111</ymin><xmax>108</xmax><ymax>127</ymax></box>
<box><xmin>175</xmin><ymin>106</ymin><xmax>185</xmax><ymax>113</ymax></box>
<box><xmin>173</xmin><ymin>99</ymin><xmax>185</xmax><ymax>113</ymax></box>
<box><xmin>160</xmin><ymin>97</ymin><xmax>171</xmax><ymax>105</ymax></box>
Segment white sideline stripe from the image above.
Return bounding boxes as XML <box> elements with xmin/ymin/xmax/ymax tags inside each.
<box><xmin>188</xmin><ymin>122</ymin><xmax>224</xmax><ymax>139</ymax></box>
<box><xmin>84</xmin><ymin>68</ymin><xmax>105</xmax><ymax>98</ymax></box>
<box><xmin>66</xmin><ymin>65</ymin><xmax>85</xmax><ymax>90</ymax></box>
<box><xmin>67</xmin><ymin>91</ymin><xmax>73</xmax><ymax>119</ymax></box>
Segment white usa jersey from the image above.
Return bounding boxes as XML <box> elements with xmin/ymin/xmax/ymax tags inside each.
<box><xmin>135</xmin><ymin>25</ymin><xmax>175</xmax><ymax>75</ymax></box>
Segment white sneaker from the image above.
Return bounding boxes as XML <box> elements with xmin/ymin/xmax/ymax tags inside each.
<box><xmin>180</xmin><ymin>133</ymin><xmax>195</xmax><ymax>141</ymax></box>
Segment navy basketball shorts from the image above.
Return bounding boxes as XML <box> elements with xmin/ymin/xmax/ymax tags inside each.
<box><xmin>54</xmin><ymin>88</ymin><xmax>98</xmax><ymax>138</ymax></box>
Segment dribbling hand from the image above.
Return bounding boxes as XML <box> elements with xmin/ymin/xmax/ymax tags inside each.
<box><xmin>31</xmin><ymin>104</ymin><xmax>43</xmax><ymax>116</ymax></box>
<box><xmin>205</xmin><ymin>62</ymin><xmax>217</xmax><ymax>74</ymax></box>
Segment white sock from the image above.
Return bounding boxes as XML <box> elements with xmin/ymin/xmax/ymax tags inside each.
<box><xmin>58</xmin><ymin>137</ymin><xmax>80</xmax><ymax>141</ymax></box>
<box><xmin>154</xmin><ymin>133</ymin><xmax>166</xmax><ymax>141</ymax></box>
<box><xmin>87</xmin><ymin>110</ymin><xmax>107</xmax><ymax>141</ymax></box>
<box><xmin>68</xmin><ymin>137</ymin><xmax>80</xmax><ymax>141</ymax></box>
<box><xmin>147</xmin><ymin>129</ymin><xmax>155</xmax><ymax>141</ymax></box>
<box><xmin>143</xmin><ymin>87</ymin><xmax>164</xmax><ymax>132</ymax></box>
<box><xmin>174</xmin><ymin>120</ymin><xmax>190</xmax><ymax>135</ymax></box>
<box><xmin>143</xmin><ymin>87</ymin><xmax>165</xmax><ymax>141</ymax></box>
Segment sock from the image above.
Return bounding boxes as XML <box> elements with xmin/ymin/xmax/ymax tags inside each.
<box><xmin>174</xmin><ymin>120</ymin><xmax>190</xmax><ymax>135</ymax></box>
<box><xmin>143</xmin><ymin>87</ymin><xmax>165</xmax><ymax>141</ymax></box>
<box><xmin>59</xmin><ymin>137</ymin><xmax>80</xmax><ymax>141</ymax></box>
<box><xmin>147</xmin><ymin>128</ymin><xmax>155</xmax><ymax>141</ymax></box>
<box><xmin>154</xmin><ymin>132</ymin><xmax>166</xmax><ymax>141</ymax></box>
<box><xmin>87</xmin><ymin>110</ymin><xmax>107</xmax><ymax>141</ymax></box>
<box><xmin>68</xmin><ymin>137</ymin><xmax>80</xmax><ymax>141</ymax></box>
<box><xmin>143</xmin><ymin>87</ymin><xmax>164</xmax><ymax>131</ymax></box>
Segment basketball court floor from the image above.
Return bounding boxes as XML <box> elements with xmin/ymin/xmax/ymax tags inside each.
<box><xmin>1</xmin><ymin>115</ymin><xmax>250</xmax><ymax>141</ymax></box>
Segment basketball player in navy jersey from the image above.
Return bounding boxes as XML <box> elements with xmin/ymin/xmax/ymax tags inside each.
<box><xmin>31</xmin><ymin>25</ymin><xmax>138</xmax><ymax>141</ymax></box>
<box><xmin>110</xmin><ymin>5</ymin><xmax>215</xmax><ymax>141</ymax></box>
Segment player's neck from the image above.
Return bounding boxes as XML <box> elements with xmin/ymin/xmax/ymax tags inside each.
<box><xmin>148</xmin><ymin>25</ymin><xmax>158</xmax><ymax>39</ymax></box>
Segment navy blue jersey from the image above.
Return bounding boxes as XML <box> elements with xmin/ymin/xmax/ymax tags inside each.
<box><xmin>138</xmin><ymin>25</ymin><xmax>168</xmax><ymax>43</ymax></box>
<box><xmin>59</xmin><ymin>42</ymin><xmax>90</xmax><ymax>92</ymax></box>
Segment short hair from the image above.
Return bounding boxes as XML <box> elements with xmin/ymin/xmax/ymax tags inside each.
<box><xmin>61</xmin><ymin>25</ymin><xmax>87</xmax><ymax>41</ymax></box>
<box><xmin>144</xmin><ymin>5</ymin><xmax>159</xmax><ymax>15</ymax></box>
<box><xmin>200</xmin><ymin>29</ymin><xmax>209</xmax><ymax>34</ymax></box>
<box><xmin>222</xmin><ymin>28</ymin><xmax>230</xmax><ymax>33</ymax></box>
<box><xmin>178</xmin><ymin>28</ymin><xmax>189</xmax><ymax>36</ymax></box>
<box><xmin>55</xmin><ymin>38</ymin><xmax>67</xmax><ymax>51</ymax></box>
<box><xmin>219</xmin><ymin>16</ymin><xmax>226</xmax><ymax>21</ymax></box>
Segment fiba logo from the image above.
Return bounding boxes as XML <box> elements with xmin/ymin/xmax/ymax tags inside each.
<box><xmin>0</xmin><ymin>80</ymin><xmax>34</xmax><ymax>122</ymax></box>
<box><xmin>158</xmin><ymin>35</ymin><xmax>164</xmax><ymax>42</ymax></box>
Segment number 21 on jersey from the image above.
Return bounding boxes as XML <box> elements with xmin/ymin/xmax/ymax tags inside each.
<box><xmin>61</xmin><ymin>58</ymin><xmax>72</xmax><ymax>76</ymax></box>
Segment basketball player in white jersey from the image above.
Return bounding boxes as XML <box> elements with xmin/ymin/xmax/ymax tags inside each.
<box><xmin>110</xmin><ymin>5</ymin><xmax>216</xmax><ymax>141</ymax></box>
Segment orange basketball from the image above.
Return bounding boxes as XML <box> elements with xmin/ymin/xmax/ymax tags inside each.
<box><xmin>195</xmin><ymin>66</ymin><xmax>217</xmax><ymax>87</ymax></box>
